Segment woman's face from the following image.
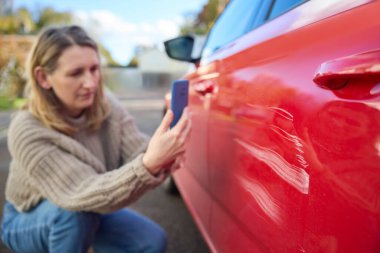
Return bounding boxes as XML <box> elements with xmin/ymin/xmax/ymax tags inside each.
<box><xmin>44</xmin><ymin>45</ymin><xmax>100</xmax><ymax>117</ymax></box>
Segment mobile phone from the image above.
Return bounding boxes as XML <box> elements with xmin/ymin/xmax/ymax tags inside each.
<box><xmin>170</xmin><ymin>80</ymin><xmax>189</xmax><ymax>128</ymax></box>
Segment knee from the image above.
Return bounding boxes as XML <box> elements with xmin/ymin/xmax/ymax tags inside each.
<box><xmin>50</xmin><ymin>207</ymin><xmax>100</xmax><ymax>251</ymax></box>
<box><xmin>53</xmin><ymin>207</ymin><xmax>100</xmax><ymax>237</ymax></box>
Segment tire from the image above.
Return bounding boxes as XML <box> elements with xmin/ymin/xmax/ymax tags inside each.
<box><xmin>164</xmin><ymin>176</ymin><xmax>179</xmax><ymax>195</ymax></box>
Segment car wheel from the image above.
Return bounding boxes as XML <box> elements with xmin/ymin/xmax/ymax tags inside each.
<box><xmin>164</xmin><ymin>176</ymin><xmax>179</xmax><ymax>195</ymax></box>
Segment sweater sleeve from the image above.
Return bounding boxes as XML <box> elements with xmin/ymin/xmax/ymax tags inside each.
<box><xmin>31</xmin><ymin>149</ymin><xmax>163</xmax><ymax>213</ymax></box>
<box><xmin>7</xmin><ymin>111</ymin><xmax>164</xmax><ymax>213</ymax></box>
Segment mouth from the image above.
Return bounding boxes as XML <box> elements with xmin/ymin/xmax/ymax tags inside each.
<box><xmin>78</xmin><ymin>92</ymin><xmax>95</xmax><ymax>100</ymax></box>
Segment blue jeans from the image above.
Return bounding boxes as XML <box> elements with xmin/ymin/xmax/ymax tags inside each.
<box><xmin>1</xmin><ymin>200</ymin><xmax>167</xmax><ymax>253</ymax></box>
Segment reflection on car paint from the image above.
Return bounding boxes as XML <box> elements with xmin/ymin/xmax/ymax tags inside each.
<box><xmin>370</xmin><ymin>83</ymin><xmax>380</xmax><ymax>96</ymax></box>
<box><xmin>307</xmin><ymin>100</ymin><xmax>380</xmax><ymax>213</ymax></box>
<box><xmin>363</xmin><ymin>101</ymin><xmax>380</xmax><ymax>111</ymax></box>
<box><xmin>235</xmin><ymin>139</ymin><xmax>309</xmax><ymax>194</ymax></box>
<box><xmin>239</xmin><ymin>176</ymin><xmax>283</xmax><ymax>225</ymax></box>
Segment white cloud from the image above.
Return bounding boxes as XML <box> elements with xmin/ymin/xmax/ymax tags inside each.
<box><xmin>72</xmin><ymin>10</ymin><xmax>184</xmax><ymax>65</ymax></box>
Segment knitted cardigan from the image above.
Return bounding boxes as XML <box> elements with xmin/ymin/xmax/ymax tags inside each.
<box><xmin>5</xmin><ymin>97</ymin><xmax>164</xmax><ymax>214</ymax></box>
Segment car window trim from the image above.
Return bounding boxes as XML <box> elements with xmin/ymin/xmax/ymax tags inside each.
<box><xmin>265</xmin><ymin>0</ymin><xmax>309</xmax><ymax>21</ymax></box>
<box><xmin>247</xmin><ymin>0</ymin><xmax>274</xmax><ymax>31</ymax></box>
<box><xmin>201</xmin><ymin>0</ymin><xmax>310</xmax><ymax>62</ymax></box>
<box><xmin>201</xmin><ymin>0</ymin><xmax>267</xmax><ymax>59</ymax></box>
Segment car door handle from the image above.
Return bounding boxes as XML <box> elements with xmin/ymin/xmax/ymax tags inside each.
<box><xmin>193</xmin><ymin>81</ymin><xmax>216</xmax><ymax>96</ymax></box>
<box><xmin>313</xmin><ymin>49</ymin><xmax>380</xmax><ymax>90</ymax></box>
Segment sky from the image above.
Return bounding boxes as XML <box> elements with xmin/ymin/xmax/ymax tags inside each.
<box><xmin>14</xmin><ymin>0</ymin><xmax>208</xmax><ymax>65</ymax></box>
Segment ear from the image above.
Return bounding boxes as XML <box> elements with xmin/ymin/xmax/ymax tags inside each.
<box><xmin>34</xmin><ymin>67</ymin><xmax>51</xmax><ymax>90</ymax></box>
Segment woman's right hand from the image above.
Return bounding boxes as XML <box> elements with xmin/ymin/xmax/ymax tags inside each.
<box><xmin>142</xmin><ymin>108</ymin><xmax>191</xmax><ymax>176</ymax></box>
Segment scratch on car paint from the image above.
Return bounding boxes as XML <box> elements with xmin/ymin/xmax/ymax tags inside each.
<box><xmin>268</xmin><ymin>106</ymin><xmax>294</xmax><ymax>121</ymax></box>
<box><xmin>236</xmin><ymin>139</ymin><xmax>310</xmax><ymax>194</ymax></box>
<box><xmin>267</xmin><ymin>107</ymin><xmax>310</xmax><ymax>169</ymax></box>
<box><xmin>298</xmin><ymin>245</ymin><xmax>306</xmax><ymax>252</ymax></box>
<box><xmin>270</xmin><ymin>125</ymin><xmax>309</xmax><ymax>168</ymax></box>
<box><xmin>239</xmin><ymin>176</ymin><xmax>283</xmax><ymax>225</ymax></box>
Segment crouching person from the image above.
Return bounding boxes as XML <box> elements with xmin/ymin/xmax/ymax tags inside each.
<box><xmin>1</xmin><ymin>25</ymin><xmax>190</xmax><ymax>253</ymax></box>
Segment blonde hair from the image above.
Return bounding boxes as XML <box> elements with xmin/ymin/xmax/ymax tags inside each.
<box><xmin>25</xmin><ymin>25</ymin><xmax>110</xmax><ymax>135</ymax></box>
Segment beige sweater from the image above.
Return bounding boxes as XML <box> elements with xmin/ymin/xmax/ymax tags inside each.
<box><xmin>5</xmin><ymin>98</ymin><xmax>164</xmax><ymax>213</ymax></box>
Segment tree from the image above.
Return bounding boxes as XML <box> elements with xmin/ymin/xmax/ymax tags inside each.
<box><xmin>0</xmin><ymin>3</ymin><xmax>72</xmax><ymax>35</ymax></box>
<box><xmin>35</xmin><ymin>7</ymin><xmax>72</xmax><ymax>31</ymax></box>
<box><xmin>180</xmin><ymin>0</ymin><xmax>229</xmax><ymax>36</ymax></box>
<box><xmin>126</xmin><ymin>56</ymin><xmax>138</xmax><ymax>68</ymax></box>
<box><xmin>17</xmin><ymin>7</ymin><xmax>36</xmax><ymax>33</ymax></box>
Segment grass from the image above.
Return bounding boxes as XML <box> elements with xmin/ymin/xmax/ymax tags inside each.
<box><xmin>13</xmin><ymin>97</ymin><xmax>27</xmax><ymax>109</ymax></box>
<box><xmin>0</xmin><ymin>96</ymin><xmax>12</xmax><ymax>110</ymax></box>
<box><xmin>0</xmin><ymin>96</ymin><xmax>26</xmax><ymax>110</ymax></box>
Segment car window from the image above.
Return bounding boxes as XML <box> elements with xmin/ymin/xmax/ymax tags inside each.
<box><xmin>267</xmin><ymin>0</ymin><xmax>306</xmax><ymax>20</ymax></box>
<box><xmin>202</xmin><ymin>0</ymin><xmax>263</xmax><ymax>58</ymax></box>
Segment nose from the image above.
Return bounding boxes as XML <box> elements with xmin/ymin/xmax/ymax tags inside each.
<box><xmin>83</xmin><ymin>72</ymin><xmax>97</xmax><ymax>89</ymax></box>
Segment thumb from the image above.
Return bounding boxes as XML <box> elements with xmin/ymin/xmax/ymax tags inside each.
<box><xmin>158</xmin><ymin>109</ymin><xmax>173</xmax><ymax>133</ymax></box>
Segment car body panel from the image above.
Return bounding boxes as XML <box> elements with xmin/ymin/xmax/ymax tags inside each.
<box><xmin>168</xmin><ymin>0</ymin><xmax>380</xmax><ymax>252</ymax></box>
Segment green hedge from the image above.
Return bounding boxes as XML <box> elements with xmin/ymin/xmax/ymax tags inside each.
<box><xmin>0</xmin><ymin>96</ymin><xmax>26</xmax><ymax>110</ymax></box>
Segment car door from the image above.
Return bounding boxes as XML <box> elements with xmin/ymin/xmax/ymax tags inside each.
<box><xmin>180</xmin><ymin>1</ymin><xmax>273</xmax><ymax>252</ymax></box>
<box><xmin>204</xmin><ymin>0</ymin><xmax>380</xmax><ymax>252</ymax></box>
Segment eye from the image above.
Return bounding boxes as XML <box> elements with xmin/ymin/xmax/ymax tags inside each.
<box><xmin>90</xmin><ymin>65</ymin><xmax>99</xmax><ymax>73</ymax></box>
<box><xmin>68</xmin><ymin>69</ymin><xmax>82</xmax><ymax>77</ymax></box>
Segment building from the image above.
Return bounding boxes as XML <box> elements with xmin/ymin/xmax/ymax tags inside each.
<box><xmin>136</xmin><ymin>45</ymin><xmax>190</xmax><ymax>74</ymax></box>
<box><xmin>136</xmin><ymin>45</ymin><xmax>191</xmax><ymax>87</ymax></box>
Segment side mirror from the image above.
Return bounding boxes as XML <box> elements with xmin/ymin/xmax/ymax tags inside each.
<box><xmin>164</xmin><ymin>35</ymin><xmax>200</xmax><ymax>63</ymax></box>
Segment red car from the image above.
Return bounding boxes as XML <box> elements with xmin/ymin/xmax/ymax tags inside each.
<box><xmin>164</xmin><ymin>0</ymin><xmax>380</xmax><ymax>252</ymax></box>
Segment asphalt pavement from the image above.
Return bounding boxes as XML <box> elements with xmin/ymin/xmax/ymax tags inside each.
<box><xmin>0</xmin><ymin>85</ymin><xmax>210</xmax><ymax>253</ymax></box>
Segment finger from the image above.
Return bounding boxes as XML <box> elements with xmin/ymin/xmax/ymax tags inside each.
<box><xmin>175</xmin><ymin>146</ymin><xmax>186</xmax><ymax>156</ymax></box>
<box><xmin>157</xmin><ymin>109</ymin><xmax>173</xmax><ymax>133</ymax></box>
<box><xmin>172</xmin><ymin>107</ymin><xmax>188</xmax><ymax>133</ymax></box>
<box><xmin>177</xmin><ymin>115</ymin><xmax>191</xmax><ymax>144</ymax></box>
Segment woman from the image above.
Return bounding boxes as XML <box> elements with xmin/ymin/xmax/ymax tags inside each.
<box><xmin>1</xmin><ymin>25</ymin><xmax>190</xmax><ymax>253</ymax></box>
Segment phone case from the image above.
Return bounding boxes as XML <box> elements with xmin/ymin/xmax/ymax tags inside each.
<box><xmin>170</xmin><ymin>80</ymin><xmax>189</xmax><ymax>128</ymax></box>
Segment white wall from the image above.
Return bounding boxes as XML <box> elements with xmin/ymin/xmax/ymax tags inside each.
<box><xmin>137</xmin><ymin>48</ymin><xmax>190</xmax><ymax>73</ymax></box>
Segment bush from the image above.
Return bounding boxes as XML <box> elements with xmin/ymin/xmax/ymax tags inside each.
<box><xmin>0</xmin><ymin>57</ymin><xmax>26</xmax><ymax>110</ymax></box>
<box><xmin>0</xmin><ymin>96</ymin><xmax>13</xmax><ymax>110</ymax></box>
